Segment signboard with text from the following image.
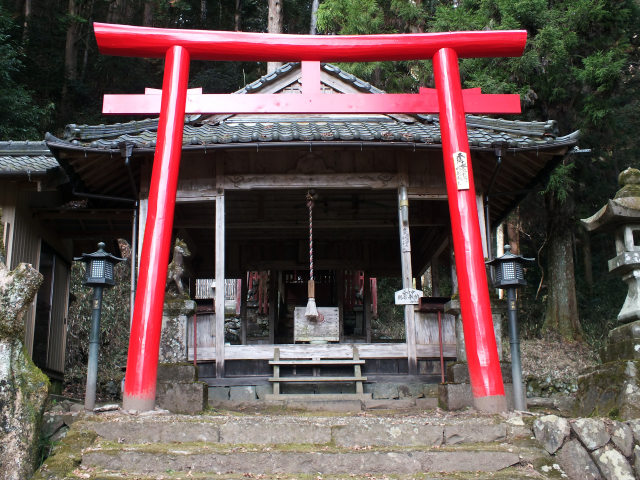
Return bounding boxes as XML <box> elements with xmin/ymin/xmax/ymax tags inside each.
<box><xmin>394</xmin><ymin>288</ymin><xmax>423</xmax><ymax>305</ymax></box>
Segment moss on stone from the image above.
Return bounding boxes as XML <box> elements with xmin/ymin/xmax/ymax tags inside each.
<box><xmin>1</xmin><ymin>259</ymin><xmax>48</xmax><ymax>479</ymax></box>
<box><xmin>618</xmin><ymin>167</ymin><xmax>640</xmax><ymax>186</ymax></box>
<box><xmin>0</xmin><ymin>263</ymin><xmax>43</xmax><ymax>340</ymax></box>
<box><xmin>614</xmin><ymin>168</ymin><xmax>640</xmax><ymax>207</ymax></box>
<box><xmin>31</xmin><ymin>429</ymin><xmax>98</xmax><ymax>479</ymax></box>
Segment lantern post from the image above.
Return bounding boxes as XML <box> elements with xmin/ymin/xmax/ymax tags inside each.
<box><xmin>486</xmin><ymin>245</ymin><xmax>534</xmax><ymax>411</ymax></box>
<box><xmin>74</xmin><ymin>242</ymin><xmax>125</xmax><ymax>411</ymax></box>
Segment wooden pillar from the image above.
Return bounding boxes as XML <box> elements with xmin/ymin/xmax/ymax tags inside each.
<box><xmin>337</xmin><ymin>270</ymin><xmax>345</xmax><ymax>342</ymax></box>
<box><xmin>398</xmin><ymin>165</ymin><xmax>417</xmax><ymax>375</ymax></box>
<box><xmin>364</xmin><ymin>271</ymin><xmax>372</xmax><ymax>343</ymax></box>
<box><xmin>240</xmin><ymin>273</ymin><xmax>248</xmax><ymax>345</ymax></box>
<box><xmin>431</xmin><ymin>256</ymin><xmax>440</xmax><ymax>296</ymax></box>
<box><xmin>215</xmin><ymin>160</ymin><xmax>225</xmax><ymax>378</ymax></box>
<box><xmin>449</xmin><ymin>243</ymin><xmax>458</xmax><ymax>296</ymax></box>
<box><xmin>235</xmin><ymin>279</ymin><xmax>242</xmax><ymax>315</ymax></box>
<box><xmin>268</xmin><ymin>270</ymin><xmax>277</xmax><ymax>344</ymax></box>
<box><xmin>136</xmin><ymin>197</ymin><xmax>148</xmax><ymax>270</ymax></box>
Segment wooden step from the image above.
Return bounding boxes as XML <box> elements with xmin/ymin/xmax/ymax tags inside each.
<box><xmin>269</xmin><ymin>376</ymin><xmax>367</xmax><ymax>382</ymax></box>
<box><xmin>264</xmin><ymin>393</ymin><xmax>372</xmax><ymax>401</ymax></box>
<box><xmin>269</xmin><ymin>359</ymin><xmax>365</xmax><ymax>365</ymax></box>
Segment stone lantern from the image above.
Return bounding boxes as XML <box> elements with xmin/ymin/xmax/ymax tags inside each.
<box><xmin>583</xmin><ymin>167</ymin><xmax>640</xmax><ymax>323</ymax></box>
<box><xmin>577</xmin><ymin>167</ymin><xmax>640</xmax><ymax>419</ymax></box>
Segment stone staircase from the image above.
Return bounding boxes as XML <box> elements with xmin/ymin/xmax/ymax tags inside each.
<box><xmin>33</xmin><ymin>408</ymin><xmax>558</xmax><ymax>479</ymax></box>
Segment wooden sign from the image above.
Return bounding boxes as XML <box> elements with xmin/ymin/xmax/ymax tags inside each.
<box><xmin>453</xmin><ymin>151</ymin><xmax>470</xmax><ymax>190</ymax></box>
<box><xmin>395</xmin><ymin>288</ymin><xmax>423</xmax><ymax>305</ymax></box>
<box><xmin>294</xmin><ymin>307</ymin><xmax>340</xmax><ymax>342</ymax></box>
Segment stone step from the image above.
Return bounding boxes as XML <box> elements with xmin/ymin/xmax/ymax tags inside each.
<box><xmin>79</xmin><ymin>413</ymin><xmax>522</xmax><ymax>447</ymax></box>
<box><xmin>34</xmin><ymin>411</ymin><xmax>554</xmax><ymax>479</ymax></box>
<box><xmin>81</xmin><ymin>445</ymin><xmax>522</xmax><ymax>476</ymax></box>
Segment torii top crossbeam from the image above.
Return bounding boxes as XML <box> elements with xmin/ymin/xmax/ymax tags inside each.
<box><xmin>94</xmin><ymin>23</ymin><xmax>527</xmax><ymax>414</ymax></box>
<box><xmin>94</xmin><ymin>23</ymin><xmax>526</xmax><ymax>61</ymax></box>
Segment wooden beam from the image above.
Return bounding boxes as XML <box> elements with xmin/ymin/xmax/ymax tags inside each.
<box><xmin>215</xmin><ymin>160</ymin><xmax>226</xmax><ymax>378</ymax></box>
<box><xmin>224</xmin><ymin>173</ymin><xmax>399</xmax><ymax>190</ymax></box>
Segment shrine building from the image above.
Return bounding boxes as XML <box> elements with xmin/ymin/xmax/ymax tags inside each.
<box><xmin>0</xmin><ymin>62</ymin><xmax>578</xmax><ymax>397</ymax></box>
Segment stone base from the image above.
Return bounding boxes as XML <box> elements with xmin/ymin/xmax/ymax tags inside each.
<box><xmin>439</xmin><ymin>382</ymin><xmax>524</xmax><ymax>412</ymax></box>
<box><xmin>159</xmin><ymin>299</ymin><xmax>195</xmax><ymax>363</ymax></box>
<box><xmin>156</xmin><ymin>381</ymin><xmax>208</xmax><ymax>414</ymax></box>
<box><xmin>575</xmin><ymin>359</ymin><xmax>640</xmax><ymax>420</ymax></box>
<box><xmin>157</xmin><ymin>363</ymin><xmax>198</xmax><ymax>382</ymax></box>
<box><xmin>447</xmin><ymin>362</ymin><xmax>513</xmax><ymax>383</ymax></box>
<box><xmin>155</xmin><ymin>363</ymin><xmax>207</xmax><ymax>414</ymax></box>
<box><xmin>600</xmin><ymin>320</ymin><xmax>640</xmax><ymax>363</ymax></box>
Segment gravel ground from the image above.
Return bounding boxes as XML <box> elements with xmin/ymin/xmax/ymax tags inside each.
<box><xmin>502</xmin><ymin>333</ymin><xmax>599</xmax><ymax>395</ymax></box>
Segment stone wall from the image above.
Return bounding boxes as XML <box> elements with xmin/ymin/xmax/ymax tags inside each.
<box><xmin>534</xmin><ymin>415</ymin><xmax>640</xmax><ymax>479</ymax></box>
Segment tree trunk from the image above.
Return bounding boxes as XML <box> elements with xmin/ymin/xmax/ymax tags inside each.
<box><xmin>267</xmin><ymin>0</ymin><xmax>283</xmax><ymax>74</ymax></box>
<box><xmin>79</xmin><ymin>0</ymin><xmax>95</xmax><ymax>82</ymax></box>
<box><xmin>543</xmin><ymin>192</ymin><xmax>582</xmax><ymax>340</ymax></box>
<box><xmin>22</xmin><ymin>0</ymin><xmax>32</xmax><ymax>44</ymax></box>
<box><xmin>201</xmin><ymin>0</ymin><xmax>207</xmax><ymax>22</ymax></box>
<box><xmin>580</xmin><ymin>227</ymin><xmax>594</xmax><ymax>289</ymax></box>
<box><xmin>507</xmin><ymin>208</ymin><xmax>520</xmax><ymax>254</ymax></box>
<box><xmin>235</xmin><ymin>0</ymin><xmax>242</xmax><ymax>31</ymax></box>
<box><xmin>310</xmin><ymin>0</ymin><xmax>319</xmax><ymax>34</ymax></box>
<box><xmin>61</xmin><ymin>0</ymin><xmax>79</xmax><ymax>117</ymax></box>
<box><xmin>143</xmin><ymin>1</ymin><xmax>154</xmax><ymax>27</ymax></box>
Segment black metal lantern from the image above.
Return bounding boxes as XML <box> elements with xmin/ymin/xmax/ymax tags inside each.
<box><xmin>486</xmin><ymin>245</ymin><xmax>533</xmax><ymax>412</ymax></box>
<box><xmin>76</xmin><ymin>242</ymin><xmax>123</xmax><ymax>287</ymax></box>
<box><xmin>74</xmin><ymin>242</ymin><xmax>124</xmax><ymax>411</ymax></box>
<box><xmin>488</xmin><ymin>245</ymin><xmax>532</xmax><ymax>287</ymax></box>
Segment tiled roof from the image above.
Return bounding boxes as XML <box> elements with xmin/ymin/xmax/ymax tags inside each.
<box><xmin>0</xmin><ymin>141</ymin><xmax>59</xmax><ymax>175</ymax></box>
<box><xmin>51</xmin><ymin>63</ymin><xmax>579</xmax><ymax>152</ymax></box>
<box><xmin>54</xmin><ymin>115</ymin><xmax>578</xmax><ymax>152</ymax></box>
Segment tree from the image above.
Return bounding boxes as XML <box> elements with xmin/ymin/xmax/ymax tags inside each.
<box><xmin>316</xmin><ymin>0</ymin><xmax>640</xmax><ymax>341</ymax></box>
<box><xmin>267</xmin><ymin>0</ymin><xmax>284</xmax><ymax>73</ymax></box>
<box><xmin>0</xmin><ymin>6</ymin><xmax>49</xmax><ymax>140</ymax></box>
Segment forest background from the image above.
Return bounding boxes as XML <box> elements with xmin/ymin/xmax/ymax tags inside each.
<box><xmin>1</xmin><ymin>0</ymin><xmax>640</xmax><ymax>396</ymax></box>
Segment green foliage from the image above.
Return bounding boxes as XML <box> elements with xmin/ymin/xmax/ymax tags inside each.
<box><xmin>317</xmin><ymin>0</ymin><xmax>387</xmax><ymax>34</ymax></box>
<box><xmin>543</xmin><ymin>161</ymin><xmax>575</xmax><ymax>204</ymax></box>
<box><xmin>372</xmin><ymin>277</ymin><xmax>405</xmax><ymax>341</ymax></box>
<box><xmin>64</xmin><ymin>261</ymin><xmax>131</xmax><ymax>401</ymax></box>
<box><xmin>0</xmin><ymin>6</ymin><xmax>50</xmax><ymax>140</ymax></box>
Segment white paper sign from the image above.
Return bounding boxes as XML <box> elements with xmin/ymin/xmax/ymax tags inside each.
<box><xmin>394</xmin><ymin>288</ymin><xmax>423</xmax><ymax>305</ymax></box>
<box><xmin>453</xmin><ymin>151</ymin><xmax>470</xmax><ymax>190</ymax></box>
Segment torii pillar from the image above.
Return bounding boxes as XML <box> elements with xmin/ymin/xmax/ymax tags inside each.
<box><xmin>94</xmin><ymin>23</ymin><xmax>527</xmax><ymax>413</ymax></box>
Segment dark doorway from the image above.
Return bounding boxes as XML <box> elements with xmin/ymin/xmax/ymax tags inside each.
<box><xmin>33</xmin><ymin>243</ymin><xmax>55</xmax><ymax>369</ymax></box>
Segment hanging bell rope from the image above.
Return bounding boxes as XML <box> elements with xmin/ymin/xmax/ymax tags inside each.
<box><xmin>305</xmin><ymin>190</ymin><xmax>319</xmax><ymax>321</ymax></box>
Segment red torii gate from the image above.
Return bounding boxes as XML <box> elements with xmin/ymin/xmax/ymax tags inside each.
<box><xmin>94</xmin><ymin>23</ymin><xmax>527</xmax><ymax>413</ymax></box>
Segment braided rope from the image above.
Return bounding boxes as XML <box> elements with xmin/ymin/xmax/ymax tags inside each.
<box><xmin>307</xmin><ymin>191</ymin><xmax>314</xmax><ymax>282</ymax></box>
